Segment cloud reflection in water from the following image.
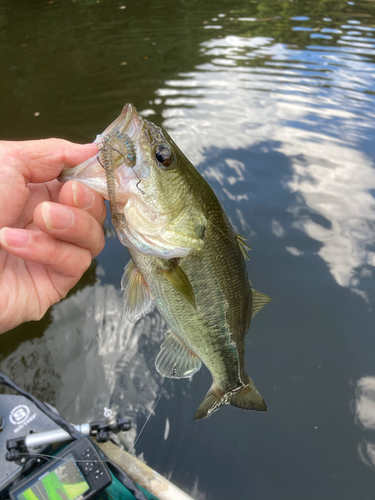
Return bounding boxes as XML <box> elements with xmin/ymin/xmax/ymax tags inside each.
<box><xmin>354</xmin><ymin>377</ymin><xmax>375</xmax><ymax>469</ymax></box>
<box><xmin>1</xmin><ymin>283</ymin><xmax>168</xmax><ymax>444</ymax></box>
<box><xmin>157</xmin><ymin>30</ymin><xmax>375</xmax><ymax>301</ymax></box>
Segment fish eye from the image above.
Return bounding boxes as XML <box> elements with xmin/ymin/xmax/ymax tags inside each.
<box><xmin>154</xmin><ymin>144</ymin><xmax>173</xmax><ymax>168</ymax></box>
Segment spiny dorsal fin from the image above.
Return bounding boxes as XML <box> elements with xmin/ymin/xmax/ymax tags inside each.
<box><xmin>121</xmin><ymin>259</ymin><xmax>154</xmax><ymax>322</ymax></box>
<box><xmin>236</xmin><ymin>234</ymin><xmax>252</xmax><ymax>260</ymax></box>
<box><xmin>155</xmin><ymin>332</ymin><xmax>202</xmax><ymax>379</ymax></box>
<box><xmin>160</xmin><ymin>260</ymin><xmax>195</xmax><ymax>307</ymax></box>
<box><xmin>251</xmin><ymin>288</ymin><xmax>273</xmax><ymax>319</ymax></box>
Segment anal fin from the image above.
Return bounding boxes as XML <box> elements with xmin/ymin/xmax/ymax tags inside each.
<box><xmin>121</xmin><ymin>260</ymin><xmax>154</xmax><ymax>322</ymax></box>
<box><xmin>155</xmin><ymin>332</ymin><xmax>202</xmax><ymax>379</ymax></box>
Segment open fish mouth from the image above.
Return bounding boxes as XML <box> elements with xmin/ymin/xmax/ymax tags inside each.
<box><xmin>59</xmin><ymin>104</ymin><xmax>145</xmax><ymax>202</ymax></box>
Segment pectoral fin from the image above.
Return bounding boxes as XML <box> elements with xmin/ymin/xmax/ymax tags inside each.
<box><xmin>155</xmin><ymin>332</ymin><xmax>202</xmax><ymax>378</ymax></box>
<box><xmin>251</xmin><ymin>288</ymin><xmax>273</xmax><ymax>319</ymax></box>
<box><xmin>160</xmin><ymin>260</ymin><xmax>195</xmax><ymax>307</ymax></box>
<box><xmin>121</xmin><ymin>260</ymin><xmax>154</xmax><ymax>322</ymax></box>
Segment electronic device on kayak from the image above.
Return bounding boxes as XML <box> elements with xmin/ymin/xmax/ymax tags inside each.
<box><xmin>9</xmin><ymin>437</ymin><xmax>112</xmax><ymax>500</ymax></box>
<box><xmin>0</xmin><ymin>372</ymin><xmax>195</xmax><ymax>500</ymax></box>
<box><xmin>0</xmin><ymin>373</ymin><xmax>148</xmax><ymax>500</ymax></box>
<box><xmin>0</xmin><ymin>393</ymin><xmax>130</xmax><ymax>499</ymax></box>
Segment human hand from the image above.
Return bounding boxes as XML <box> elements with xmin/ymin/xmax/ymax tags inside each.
<box><xmin>0</xmin><ymin>139</ymin><xmax>106</xmax><ymax>334</ymax></box>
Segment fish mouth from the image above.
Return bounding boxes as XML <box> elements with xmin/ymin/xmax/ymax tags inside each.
<box><xmin>58</xmin><ymin>104</ymin><xmax>146</xmax><ymax>201</ymax></box>
<box><xmin>101</xmin><ymin>103</ymin><xmax>142</xmax><ymax>138</ymax></box>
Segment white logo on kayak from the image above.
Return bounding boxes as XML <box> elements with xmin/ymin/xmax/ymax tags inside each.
<box><xmin>10</xmin><ymin>405</ymin><xmax>30</xmax><ymax>425</ymax></box>
<box><xmin>9</xmin><ymin>405</ymin><xmax>36</xmax><ymax>433</ymax></box>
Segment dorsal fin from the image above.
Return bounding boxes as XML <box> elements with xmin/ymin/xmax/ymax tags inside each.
<box><xmin>251</xmin><ymin>288</ymin><xmax>273</xmax><ymax>319</ymax></box>
<box><xmin>236</xmin><ymin>234</ymin><xmax>252</xmax><ymax>260</ymax></box>
<box><xmin>121</xmin><ymin>260</ymin><xmax>154</xmax><ymax>322</ymax></box>
<box><xmin>160</xmin><ymin>260</ymin><xmax>195</xmax><ymax>307</ymax></box>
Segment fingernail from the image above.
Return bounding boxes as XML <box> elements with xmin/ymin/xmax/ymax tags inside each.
<box><xmin>0</xmin><ymin>228</ymin><xmax>30</xmax><ymax>248</ymax></box>
<box><xmin>42</xmin><ymin>202</ymin><xmax>75</xmax><ymax>230</ymax></box>
<box><xmin>72</xmin><ymin>180</ymin><xmax>95</xmax><ymax>209</ymax></box>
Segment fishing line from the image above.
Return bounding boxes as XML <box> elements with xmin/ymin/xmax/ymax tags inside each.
<box><xmin>209</xmin><ymin>219</ymin><xmax>251</xmax><ymax>259</ymax></box>
<box><xmin>5</xmin><ymin>369</ymin><xmax>173</xmax><ymax>468</ymax></box>
<box><xmin>13</xmin><ymin>378</ymin><xmax>169</xmax><ymax>466</ymax></box>
<box><xmin>209</xmin><ymin>219</ymin><xmax>236</xmax><ymax>245</ymax></box>
<box><xmin>128</xmin><ymin>377</ymin><xmax>172</xmax><ymax>455</ymax></box>
<box><xmin>14</xmin><ymin>378</ymin><xmax>171</xmax><ymax>463</ymax></box>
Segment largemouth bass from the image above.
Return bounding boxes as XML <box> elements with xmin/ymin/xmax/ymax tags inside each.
<box><xmin>60</xmin><ymin>104</ymin><xmax>272</xmax><ymax>420</ymax></box>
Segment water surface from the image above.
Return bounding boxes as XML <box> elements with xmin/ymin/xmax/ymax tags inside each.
<box><xmin>1</xmin><ymin>1</ymin><xmax>375</xmax><ymax>498</ymax></box>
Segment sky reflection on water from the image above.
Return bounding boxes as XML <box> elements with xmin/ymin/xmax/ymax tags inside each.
<box><xmin>157</xmin><ymin>28</ymin><xmax>375</xmax><ymax>302</ymax></box>
<box><xmin>0</xmin><ymin>284</ymin><xmax>168</xmax><ymax>443</ymax></box>
<box><xmin>1</xmin><ymin>1</ymin><xmax>375</xmax><ymax>499</ymax></box>
<box><xmin>355</xmin><ymin>377</ymin><xmax>375</xmax><ymax>469</ymax></box>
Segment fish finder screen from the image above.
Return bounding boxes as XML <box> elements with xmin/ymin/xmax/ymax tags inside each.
<box><xmin>15</xmin><ymin>454</ymin><xmax>90</xmax><ymax>500</ymax></box>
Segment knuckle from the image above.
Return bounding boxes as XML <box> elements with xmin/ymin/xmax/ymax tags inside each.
<box><xmin>56</xmin><ymin>244</ymin><xmax>91</xmax><ymax>277</ymax></box>
<box><xmin>85</xmin><ymin>217</ymin><xmax>105</xmax><ymax>257</ymax></box>
<box><xmin>96</xmin><ymin>229</ymin><xmax>106</xmax><ymax>255</ymax></box>
<box><xmin>42</xmin><ymin>237</ymin><xmax>61</xmax><ymax>266</ymax></box>
<box><xmin>80</xmin><ymin>249</ymin><xmax>93</xmax><ymax>272</ymax></box>
<box><xmin>92</xmin><ymin>195</ymin><xmax>107</xmax><ymax>223</ymax></box>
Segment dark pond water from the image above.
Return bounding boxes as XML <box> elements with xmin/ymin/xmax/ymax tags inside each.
<box><xmin>1</xmin><ymin>0</ymin><xmax>375</xmax><ymax>498</ymax></box>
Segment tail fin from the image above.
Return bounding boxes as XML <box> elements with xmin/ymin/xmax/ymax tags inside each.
<box><xmin>194</xmin><ymin>376</ymin><xmax>266</xmax><ymax>421</ymax></box>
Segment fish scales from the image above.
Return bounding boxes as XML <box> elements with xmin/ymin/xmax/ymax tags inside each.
<box><xmin>129</xmin><ymin>219</ymin><xmax>249</xmax><ymax>390</ymax></box>
<box><xmin>59</xmin><ymin>104</ymin><xmax>272</xmax><ymax>420</ymax></box>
